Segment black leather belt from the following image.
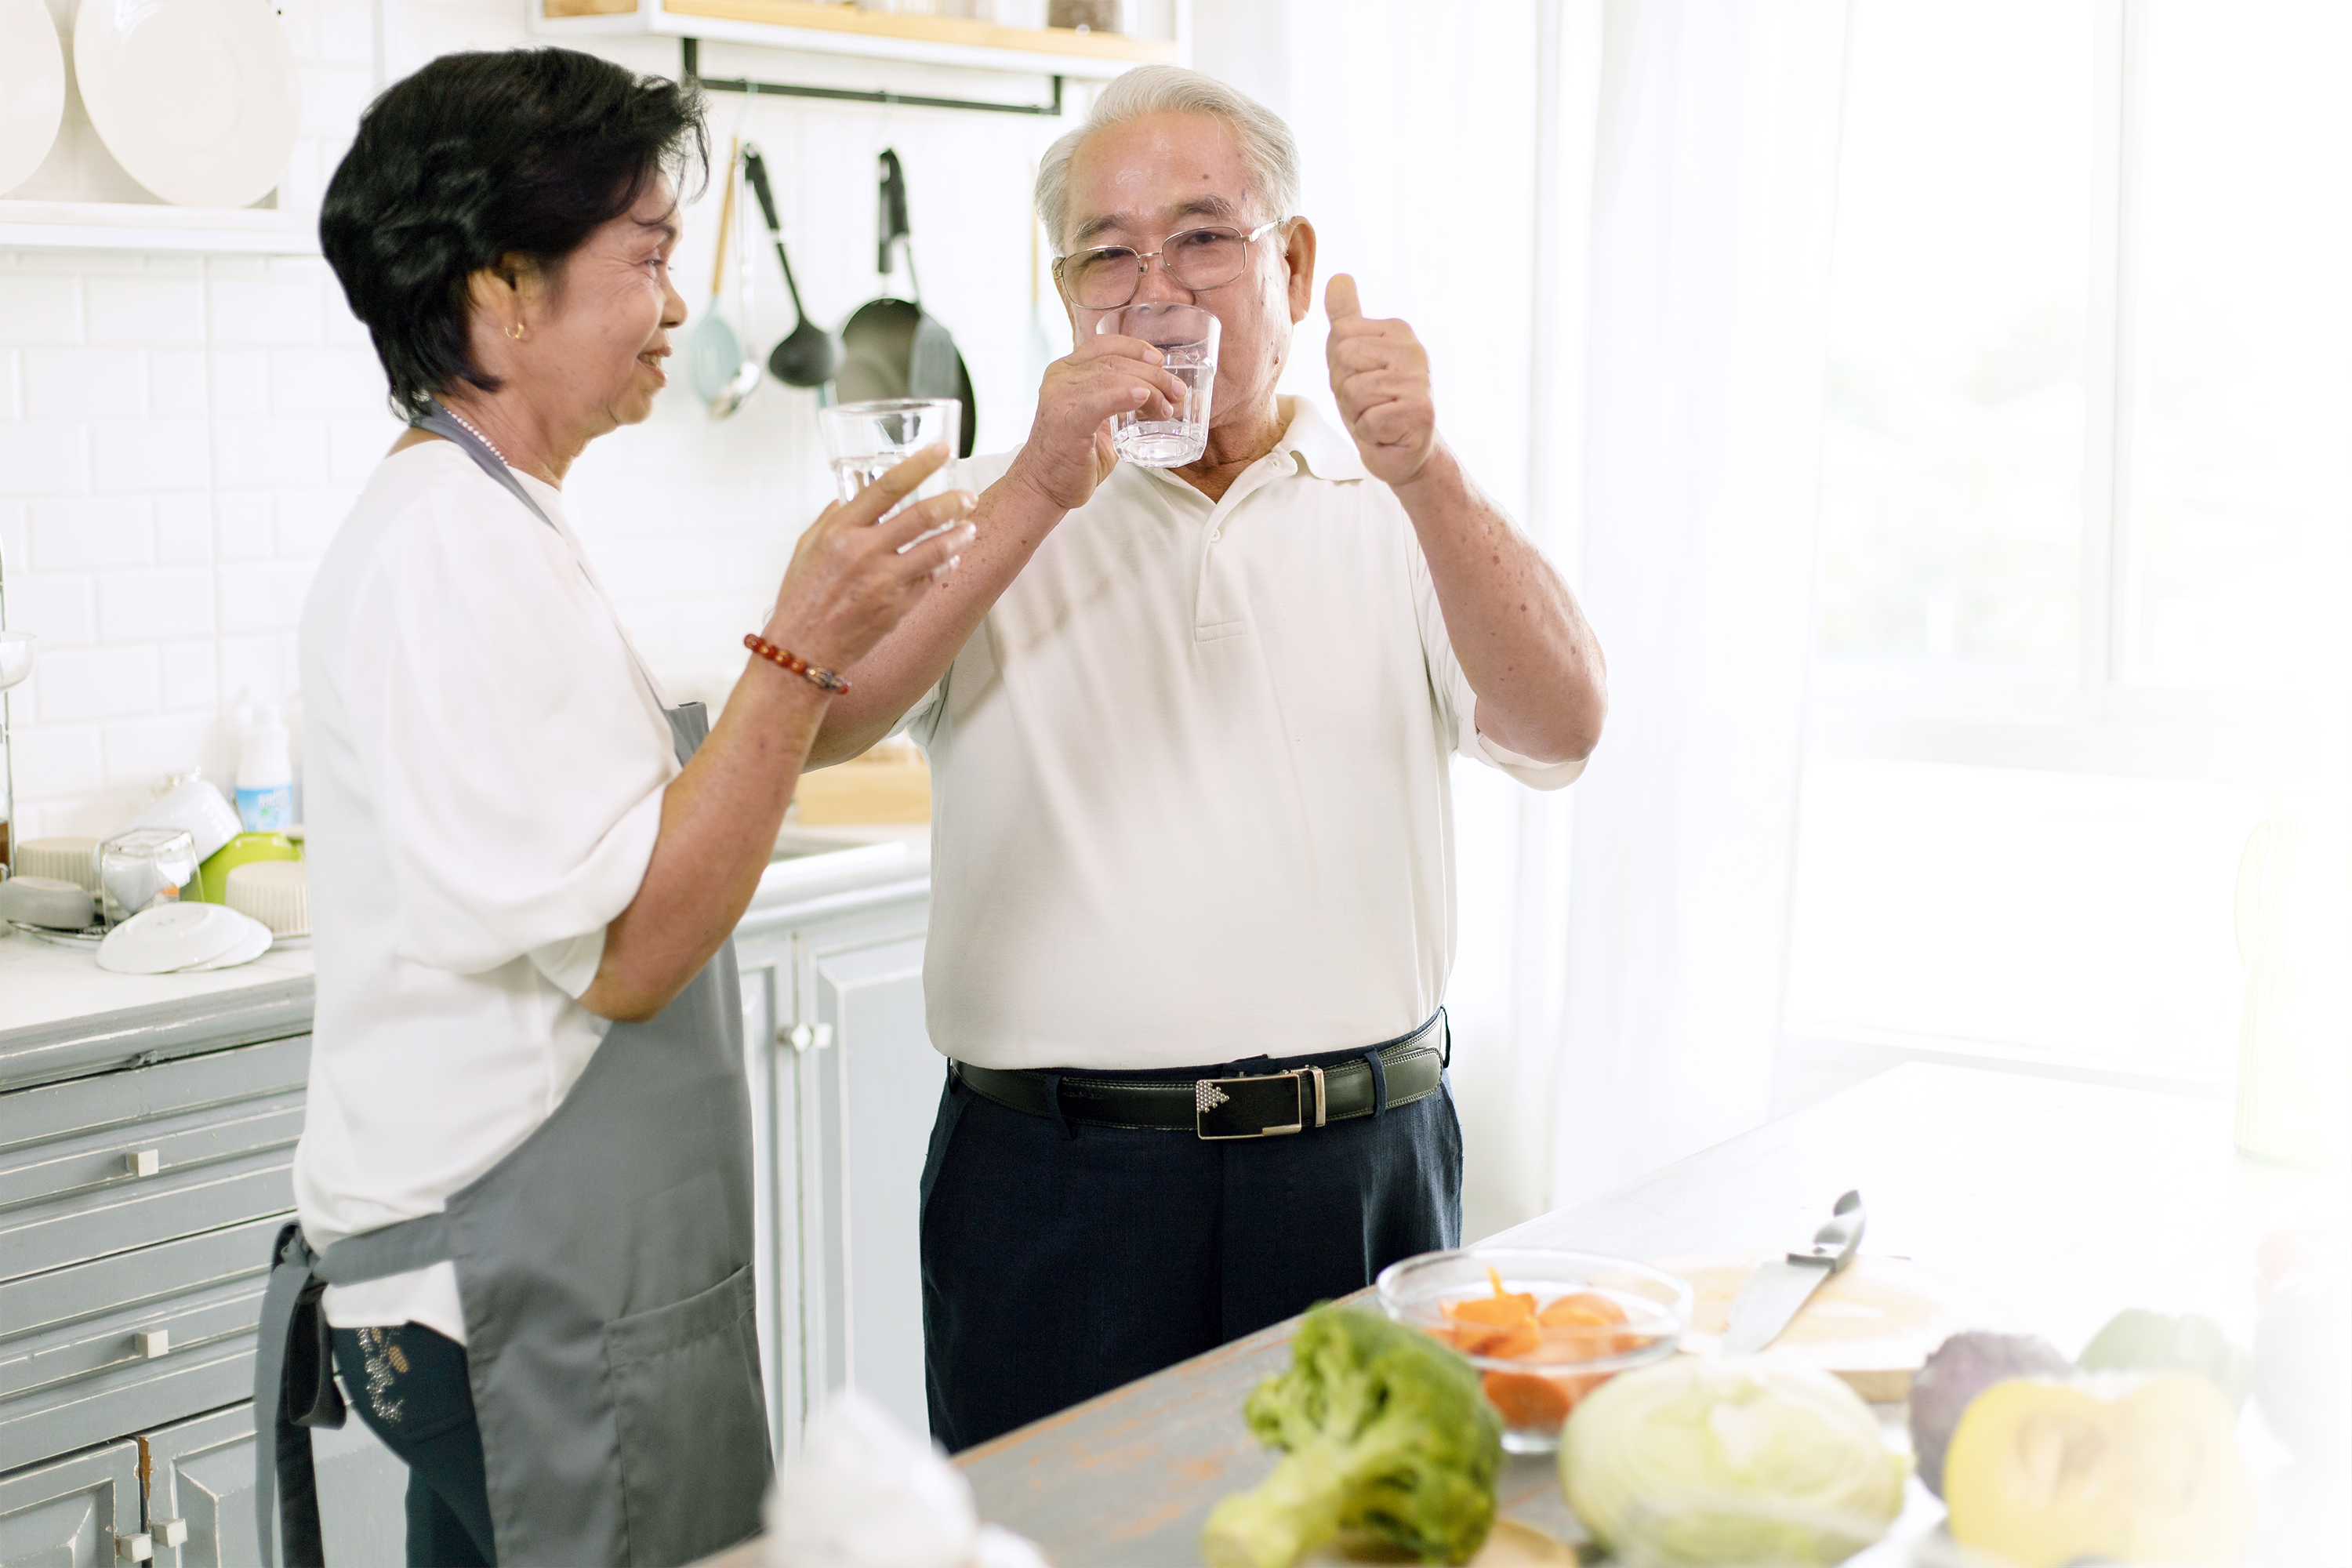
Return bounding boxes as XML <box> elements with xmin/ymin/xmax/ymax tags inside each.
<box><xmin>953</xmin><ymin>1011</ymin><xmax>1448</xmax><ymax>1140</ymax></box>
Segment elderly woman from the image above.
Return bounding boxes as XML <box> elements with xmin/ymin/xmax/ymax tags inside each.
<box><xmin>252</xmin><ymin>49</ymin><xmax>974</xmax><ymax>1568</ymax></box>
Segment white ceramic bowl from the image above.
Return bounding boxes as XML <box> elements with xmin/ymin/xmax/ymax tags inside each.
<box><xmin>74</xmin><ymin>0</ymin><xmax>301</xmax><ymax>209</ymax></box>
<box><xmin>0</xmin><ymin>0</ymin><xmax>65</xmax><ymax>195</ymax></box>
<box><xmin>0</xmin><ymin>631</ymin><xmax>35</xmax><ymax>691</ymax></box>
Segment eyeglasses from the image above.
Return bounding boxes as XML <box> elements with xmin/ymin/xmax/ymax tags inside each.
<box><xmin>1054</xmin><ymin>219</ymin><xmax>1288</xmax><ymax>310</ymax></box>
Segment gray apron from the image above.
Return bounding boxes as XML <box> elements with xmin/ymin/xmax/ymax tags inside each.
<box><xmin>255</xmin><ymin>407</ymin><xmax>771</xmax><ymax>1566</ymax></box>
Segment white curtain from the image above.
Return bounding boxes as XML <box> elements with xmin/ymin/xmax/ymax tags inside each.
<box><xmin>1545</xmin><ymin>0</ymin><xmax>1853</xmax><ymax>1210</ymax></box>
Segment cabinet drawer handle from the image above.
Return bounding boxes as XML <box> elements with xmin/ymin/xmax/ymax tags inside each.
<box><xmin>114</xmin><ymin>1533</ymin><xmax>153</xmax><ymax>1563</ymax></box>
<box><xmin>153</xmin><ymin>1519</ymin><xmax>189</xmax><ymax>1549</ymax></box>
<box><xmin>125</xmin><ymin>1149</ymin><xmax>161</xmax><ymax>1178</ymax></box>
<box><xmin>781</xmin><ymin>1023</ymin><xmax>834</xmax><ymax>1053</ymax></box>
<box><xmin>136</xmin><ymin>1329</ymin><xmax>170</xmax><ymax>1359</ymax></box>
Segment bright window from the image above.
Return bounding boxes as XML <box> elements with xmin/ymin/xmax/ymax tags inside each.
<box><xmin>1787</xmin><ymin>1</ymin><xmax>2346</xmax><ymax>1079</ymax></box>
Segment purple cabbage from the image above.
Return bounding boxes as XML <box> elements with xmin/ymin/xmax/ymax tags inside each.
<box><xmin>1907</xmin><ymin>1331</ymin><xmax>2072</xmax><ymax>1497</ymax></box>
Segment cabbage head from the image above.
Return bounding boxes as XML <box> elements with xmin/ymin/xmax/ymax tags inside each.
<box><xmin>1559</xmin><ymin>1357</ymin><xmax>1908</xmax><ymax>1566</ymax></box>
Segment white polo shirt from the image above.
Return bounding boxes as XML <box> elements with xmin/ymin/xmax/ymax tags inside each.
<box><xmin>903</xmin><ymin>397</ymin><xmax>1583</xmax><ymax>1072</ymax></box>
<box><xmin>293</xmin><ymin>440</ymin><xmax>677</xmax><ymax>1342</ymax></box>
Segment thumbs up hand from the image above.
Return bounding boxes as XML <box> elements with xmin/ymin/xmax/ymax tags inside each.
<box><xmin>1324</xmin><ymin>274</ymin><xmax>1438</xmax><ymax>487</ymax></box>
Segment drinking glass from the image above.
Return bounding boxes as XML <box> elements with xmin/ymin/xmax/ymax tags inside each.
<box><xmin>100</xmin><ymin>827</ymin><xmax>199</xmax><ymax>926</ymax></box>
<box><xmin>817</xmin><ymin>399</ymin><xmax>962</xmax><ymax>524</ymax></box>
<box><xmin>1096</xmin><ymin>302</ymin><xmax>1218</xmax><ymax>466</ymax></box>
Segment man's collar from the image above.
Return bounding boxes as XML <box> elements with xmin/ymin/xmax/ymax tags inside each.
<box><xmin>1272</xmin><ymin>396</ymin><xmax>1368</xmax><ymax>482</ymax></box>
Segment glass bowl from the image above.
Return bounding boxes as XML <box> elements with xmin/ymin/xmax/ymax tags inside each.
<box><xmin>1376</xmin><ymin>1247</ymin><xmax>1692</xmax><ymax>1454</ymax></box>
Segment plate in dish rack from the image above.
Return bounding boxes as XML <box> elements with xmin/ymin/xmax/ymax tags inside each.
<box><xmin>0</xmin><ymin>0</ymin><xmax>67</xmax><ymax>194</ymax></box>
<box><xmin>74</xmin><ymin>0</ymin><xmax>302</xmax><ymax>209</ymax></box>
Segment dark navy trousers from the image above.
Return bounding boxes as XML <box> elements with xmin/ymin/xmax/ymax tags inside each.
<box><xmin>919</xmin><ymin>1050</ymin><xmax>1463</xmax><ymax>1453</ymax></box>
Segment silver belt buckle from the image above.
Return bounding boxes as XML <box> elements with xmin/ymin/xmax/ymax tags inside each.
<box><xmin>1194</xmin><ymin>1065</ymin><xmax>1327</xmax><ymax>1140</ymax></box>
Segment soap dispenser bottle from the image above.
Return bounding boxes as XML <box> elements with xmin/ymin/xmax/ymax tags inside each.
<box><xmin>236</xmin><ymin>704</ymin><xmax>295</xmax><ymax>832</ymax></box>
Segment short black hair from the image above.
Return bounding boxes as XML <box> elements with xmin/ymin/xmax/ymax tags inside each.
<box><xmin>321</xmin><ymin>49</ymin><xmax>707</xmax><ymax>422</ymax></box>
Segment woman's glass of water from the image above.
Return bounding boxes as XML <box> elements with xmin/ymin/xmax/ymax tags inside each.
<box><xmin>1097</xmin><ymin>303</ymin><xmax>1219</xmax><ymax>467</ymax></box>
<box><xmin>817</xmin><ymin>398</ymin><xmax>962</xmax><ymax>521</ymax></box>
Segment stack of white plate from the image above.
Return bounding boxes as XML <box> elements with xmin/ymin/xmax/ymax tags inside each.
<box><xmin>96</xmin><ymin>902</ymin><xmax>273</xmax><ymax>975</ymax></box>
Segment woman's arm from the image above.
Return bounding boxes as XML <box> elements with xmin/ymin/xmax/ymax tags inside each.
<box><xmin>580</xmin><ymin>451</ymin><xmax>973</xmax><ymax>1022</ymax></box>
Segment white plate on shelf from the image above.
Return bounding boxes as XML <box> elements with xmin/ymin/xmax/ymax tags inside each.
<box><xmin>74</xmin><ymin>0</ymin><xmax>302</xmax><ymax>209</ymax></box>
<box><xmin>0</xmin><ymin>0</ymin><xmax>64</xmax><ymax>196</ymax></box>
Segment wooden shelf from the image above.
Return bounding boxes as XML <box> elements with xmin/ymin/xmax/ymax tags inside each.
<box><xmin>0</xmin><ymin>199</ymin><xmax>317</xmax><ymax>255</ymax></box>
<box><xmin>533</xmin><ymin>0</ymin><xmax>1177</xmax><ymax>79</ymax></box>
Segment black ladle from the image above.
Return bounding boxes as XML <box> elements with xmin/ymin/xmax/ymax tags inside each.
<box><xmin>742</xmin><ymin>146</ymin><xmax>839</xmax><ymax>388</ymax></box>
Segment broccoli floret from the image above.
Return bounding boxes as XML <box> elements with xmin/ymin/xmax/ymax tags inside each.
<box><xmin>1200</xmin><ymin>1304</ymin><xmax>1503</xmax><ymax>1568</ymax></box>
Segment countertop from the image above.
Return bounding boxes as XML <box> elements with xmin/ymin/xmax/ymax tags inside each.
<box><xmin>0</xmin><ymin>823</ymin><xmax>931</xmax><ymax>1091</ymax></box>
<box><xmin>929</xmin><ymin>1063</ymin><xmax>2347</xmax><ymax>1566</ymax></box>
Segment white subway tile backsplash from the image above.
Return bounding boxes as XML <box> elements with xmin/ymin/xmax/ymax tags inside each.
<box><xmin>30</xmin><ymin>495</ymin><xmax>151</xmax><ymax>569</ymax></box>
<box><xmin>9</xmin><ymin>725</ymin><xmax>103</xmax><ymax>800</ymax></box>
<box><xmin>161</xmin><ymin>637</ymin><xmax>220</xmax><ymax>712</ymax></box>
<box><xmin>220</xmin><ymin>561</ymin><xmax>320</xmax><ymax>636</ymax></box>
<box><xmin>93</xmin><ymin>419</ymin><xmax>209</xmax><ymax>492</ymax></box>
<box><xmin>274</xmin><ymin>489</ymin><xmax>352</xmax><ymax>557</ymax></box>
<box><xmin>329</xmin><ymin>415</ymin><xmax>400</xmax><ymax>482</ymax></box>
<box><xmin>100</xmin><ymin>568</ymin><xmax>216</xmax><ymax>642</ymax></box>
<box><xmin>31</xmin><ymin>645</ymin><xmax>158</xmax><ymax>723</ymax></box>
<box><xmin>102</xmin><ymin>713</ymin><xmax>221</xmax><ymax>792</ymax></box>
<box><xmin>86</xmin><ymin>278</ymin><xmax>206</xmax><ymax>347</ymax></box>
<box><xmin>2</xmin><ymin>572</ymin><xmax>96</xmax><ymax>648</ymax></box>
<box><xmin>0</xmin><ymin>503</ymin><xmax>27</xmax><ymax>574</ymax></box>
<box><xmin>216</xmin><ymin>503</ymin><xmax>275</xmax><ymax>562</ymax></box>
<box><xmin>154</xmin><ymin>494</ymin><xmax>212</xmax><ymax>563</ymax></box>
<box><xmin>0</xmin><ymin>277</ymin><xmax>82</xmax><ymax>346</ymax></box>
<box><xmin>219</xmin><ymin>417</ymin><xmax>328</xmax><ymax>488</ymax></box>
<box><xmin>151</xmin><ymin>350</ymin><xmax>209</xmax><ymax>417</ymax></box>
<box><xmin>23</xmin><ymin>349</ymin><xmax>148</xmax><ymax>419</ymax></box>
<box><xmin>218</xmin><ymin>635</ymin><xmax>290</xmax><ymax>706</ymax></box>
<box><xmin>212</xmin><ymin>350</ymin><xmax>272</xmax><ymax>418</ymax></box>
<box><xmin>272</xmin><ymin>347</ymin><xmax>384</xmax><ymax>416</ymax></box>
<box><xmin>0</xmin><ymin>349</ymin><xmax>20</xmax><ymax>418</ymax></box>
<box><xmin>0</xmin><ymin>423</ymin><xmax>92</xmax><ymax>495</ymax></box>
<box><xmin>210</xmin><ymin>277</ymin><xmax>328</xmax><ymax>347</ymax></box>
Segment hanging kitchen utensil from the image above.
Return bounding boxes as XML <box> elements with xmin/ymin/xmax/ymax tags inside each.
<box><xmin>742</xmin><ymin>144</ymin><xmax>840</xmax><ymax>389</ymax></box>
<box><xmin>688</xmin><ymin>139</ymin><xmax>757</xmax><ymax>415</ymax></box>
<box><xmin>836</xmin><ymin>149</ymin><xmax>977</xmax><ymax>456</ymax></box>
<box><xmin>710</xmin><ymin>146</ymin><xmax>764</xmax><ymax>419</ymax></box>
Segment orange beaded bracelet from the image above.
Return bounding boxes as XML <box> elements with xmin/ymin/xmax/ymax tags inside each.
<box><xmin>744</xmin><ymin>633</ymin><xmax>850</xmax><ymax>695</ymax></box>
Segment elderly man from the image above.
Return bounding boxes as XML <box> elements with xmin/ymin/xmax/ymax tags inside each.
<box><xmin>813</xmin><ymin>66</ymin><xmax>1606</xmax><ymax>1449</ymax></box>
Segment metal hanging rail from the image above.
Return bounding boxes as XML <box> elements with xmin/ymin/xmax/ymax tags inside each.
<box><xmin>681</xmin><ymin>38</ymin><xmax>1065</xmax><ymax>117</ymax></box>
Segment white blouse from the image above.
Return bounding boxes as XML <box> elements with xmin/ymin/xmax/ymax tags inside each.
<box><xmin>293</xmin><ymin>439</ymin><xmax>677</xmax><ymax>1344</ymax></box>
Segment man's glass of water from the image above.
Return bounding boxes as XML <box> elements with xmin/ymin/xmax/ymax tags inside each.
<box><xmin>1097</xmin><ymin>303</ymin><xmax>1219</xmax><ymax>467</ymax></box>
<box><xmin>817</xmin><ymin>398</ymin><xmax>961</xmax><ymax>519</ymax></box>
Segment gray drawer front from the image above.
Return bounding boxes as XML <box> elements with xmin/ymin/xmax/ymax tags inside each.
<box><xmin>0</xmin><ymin>1040</ymin><xmax>308</xmax><ymax>1160</ymax></box>
<box><xmin>2</xmin><ymin>1272</ymin><xmax>263</xmax><ymax>1407</ymax></box>
<box><xmin>1</xmin><ymin>1152</ymin><xmax>294</xmax><ymax>1287</ymax></box>
<box><xmin>0</xmin><ymin>1438</ymin><xmax>141</xmax><ymax>1566</ymax></box>
<box><xmin>0</xmin><ymin>1094</ymin><xmax>304</xmax><ymax>1221</ymax></box>
<box><xmin>0</xmin><ymin>1339</ymin><xmax>256</xmax><ymax>1479</ymax></box>
<box><xmin>143</xmin><ymin>1403</ymin><xmax>405</xmax><ymax>1568</ymax></box>
<box><xmin>0</xmin><ymin>1219</ymin><xmax>279</xmax><ymax>1347</ymax></box>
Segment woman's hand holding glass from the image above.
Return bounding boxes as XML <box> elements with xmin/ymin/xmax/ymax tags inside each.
<box><xmin>765</xmin><ymin>444</ymin><xmax>977</xmax><ymax>679</ymax></box>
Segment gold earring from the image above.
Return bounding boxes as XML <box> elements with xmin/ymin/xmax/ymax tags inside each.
<box><xmin>505</xmin><ymin>321</ymin><xmax>527</xmax><ymax>341</ymax></box>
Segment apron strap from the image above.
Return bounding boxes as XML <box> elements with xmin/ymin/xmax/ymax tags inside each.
<box><xmin>254</xmin><ymin>1214</ymin><xmax>459</xmax><ymax>1566</ymax></box>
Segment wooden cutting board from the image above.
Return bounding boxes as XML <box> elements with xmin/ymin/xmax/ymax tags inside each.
<box><xmin>1650</xmin><ymin>1251</ymin><xmax>1978</xmax><ymax>1401</ymax></box>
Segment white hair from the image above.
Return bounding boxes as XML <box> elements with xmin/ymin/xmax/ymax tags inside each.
<box><xmin>1035</xmin><ymin>66</ymin><xmax>1300</xmax><ymax>254</ymax></box>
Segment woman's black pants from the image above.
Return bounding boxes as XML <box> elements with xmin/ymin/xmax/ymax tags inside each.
<box><xmin>330</xmin><ymin>1324</ymin><xmax>496</xmax><ymax>1566</ymax></box>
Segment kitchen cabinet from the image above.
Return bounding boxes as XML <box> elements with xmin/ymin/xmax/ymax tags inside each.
<box><xmin>0</xmin><ymin>1440</ymin><xmax>141</xmax><ymax>1567</ymax></box>
<box><xmin>735</xmin><ymin>872</ymin><xmax>941</xmax><ymax>1454</ymax></box>
<box><xmin>0</xmin><ymin>840</ymin><xmax>935</xmax><ymax>1564</ymax></box>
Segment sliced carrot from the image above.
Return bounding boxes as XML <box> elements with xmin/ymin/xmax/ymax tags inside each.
<box><xmin>1537</xmin><ymin>1290</ymin><xmax>1628</xmax><ymax>1328</ymax></box>
<box><xmin>1481</xmin><ymin>1370</ymin><xmax>1573</xmax><ymax>1429</ymax></box>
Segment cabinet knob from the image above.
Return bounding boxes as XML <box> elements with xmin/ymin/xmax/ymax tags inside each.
<box><xmin>114</xmin><ymin>1534</ymin><xmax>154</xmax><ymax>1563</ymax></box>
<box><xmin>125</xmin><ymin>1149</ymin><xmax>161</xmax><ymax>1178</ymax></box>
<box><xmin>152</xmin><ymin>1519</ymin><xmax>189</xmax><ymax>1549</ymax></box>
<box><xmin>136</xmin><ymin>1329</ymin><xmax>170</xmax><ymax>1359</ymax></box>
<box><xmin>781</xmin><ymin>1023</ymin><xmax>834</xmax><ymax>1053</ymax></box>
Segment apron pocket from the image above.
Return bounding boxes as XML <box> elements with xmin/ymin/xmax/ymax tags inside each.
<box><xmin>604</xmin><ymin>1264</ymin><xmax>771</xmax><ymax>1567</ymax></box>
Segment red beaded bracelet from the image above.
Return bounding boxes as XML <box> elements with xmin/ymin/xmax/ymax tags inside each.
<box><xmin>744</xmin><ymin>633</ymin><xmax>850</xmax><ymax>695</ymax></box>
